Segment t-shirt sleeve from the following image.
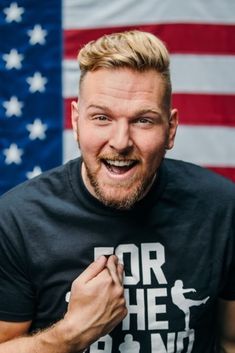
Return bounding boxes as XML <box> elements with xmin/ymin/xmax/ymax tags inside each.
<box><xmin>219</xmin><ymin>219</ymin><xmax>235</xmax><ymax>300</ymax></box>
<box><xmin>0</xmin><ymin>225</ymin><xmax>35</xmax><ymax>322</ymax></box>
<box><xmin>219</xmin><ymin>255</ymin><xmax>235</xmax><ymax>300</ymax></box>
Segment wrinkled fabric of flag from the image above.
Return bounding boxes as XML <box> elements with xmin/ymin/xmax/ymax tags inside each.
<box><xmin>0</xmin><ymin>0</ymin><xmax>235</xmax><ymax>195</ymax></box>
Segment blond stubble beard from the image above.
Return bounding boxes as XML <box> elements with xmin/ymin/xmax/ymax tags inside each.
<box><xmin>83</xmin><ymin>160</ymin><xmax>158</xmax><ymax>210</ymax></box>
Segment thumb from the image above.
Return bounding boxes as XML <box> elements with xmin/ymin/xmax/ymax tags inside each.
<box><xmin>79</xmin><ymin>255</ymin><xmax>107</xmax><ymax>283</ymax></box>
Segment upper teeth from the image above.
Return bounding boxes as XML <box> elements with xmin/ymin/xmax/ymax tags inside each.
<box><xmin>106</xmin><ymin>160</ymin><xmax>134</xmax><ymax>167</ymax></box>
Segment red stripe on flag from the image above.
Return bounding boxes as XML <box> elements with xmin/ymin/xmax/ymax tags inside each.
<box><xmin>172</xmin><ymin>94</ymin><xmax>235</xmax><ymax>127</ymax></box>
<box><xmin>64</xmin><ymin>23</ymin><xmax>235</xmax><ymax>58</ymax></box>
<box><xmin>64</xmin><ymin>94</ymin><xmax>235</xmax><ymax>129</ymax></box>
<box><xmin>206</xmin><ymin>166</ymin><xmax>235</xmax><ymax>182</ymax></box>
<box><xmin>65</xmin><ymin>98</ymin><xmax>73</xmax><ymax>129</ymax></box>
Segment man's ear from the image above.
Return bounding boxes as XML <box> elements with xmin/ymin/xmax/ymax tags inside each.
<box><xmin>166</xmin><ymin>108</ymin><xmax>178</xmax><ymax>150</ymax></box>
<box><xmin>71</xmin><ymin>101</ymin><xmax>79</xmax><ymax>141</ymax></box>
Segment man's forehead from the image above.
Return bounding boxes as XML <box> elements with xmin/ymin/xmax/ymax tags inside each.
<box><xmin>80</xmin><ymin>69</ymin><xmax>166</xmax><ymax>100</ymax></box>
<box><xmin>80</xmin><ymin>68</ymin><xmax>164</xmax><ymax>90</ymax></box>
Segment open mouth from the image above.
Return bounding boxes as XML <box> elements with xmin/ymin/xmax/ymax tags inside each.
<box><xmin>102</xmin><ymin>159</ymin><xmax>138</xmax><ymax>175</ymax></box>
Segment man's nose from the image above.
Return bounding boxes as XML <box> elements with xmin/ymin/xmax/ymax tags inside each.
<box><xmin>109</xmin><ymin>120</ymin><xmax>133</xmax><ymax>152</ymax></box>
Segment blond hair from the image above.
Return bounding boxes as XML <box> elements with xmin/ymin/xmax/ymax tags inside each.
<box><xmin>78</xmin><ymin>30</ymin><xmax>172</xmax><ymax>107</ymax></box>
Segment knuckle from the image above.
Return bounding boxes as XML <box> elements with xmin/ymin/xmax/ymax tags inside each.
<box><xmin>71</xmin><ymin>279</ymin><xmax>79</xmax><ymax>291</ymax></box>
<box><xmin>115</xmin><ymin>286</ymin><xmax>124</xmax><ymax>298</ymax></box>
<box><xmin>122</xmin><ymin>306</ymin><xmax>128</xmax><ymax>318</ymax></box>
<box><xmin>71</xmin><ymin>277</ymin><xmax>85</xmax><ymax>293</ymax></box>
<box><xmin>120</xmin><ymin>297</ymin><xmax>126</xmax><ymax>307</ymax></box>
<box><xmin>102</xmin><ymin>271</ymin><xmax>113</xmax><ymax>285</ymax></box>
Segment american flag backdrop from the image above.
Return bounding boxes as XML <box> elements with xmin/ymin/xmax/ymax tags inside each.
<box><xmin>0</xmin><ymin>0</ymin><xmax>235</xmax><ymax>195</ymax></box>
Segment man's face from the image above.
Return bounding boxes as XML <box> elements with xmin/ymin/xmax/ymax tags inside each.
<box><xmin>72</xmin><ymin>68</ymin><xmax>178</xmax><ymax>209</ymax></box>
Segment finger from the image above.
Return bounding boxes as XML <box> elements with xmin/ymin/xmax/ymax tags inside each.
<box><xmin>78</xmin><ymin>256</ymin><xmax>108</xmax><ymax>283</ymax></box>
<box><xmin>117</xmin><ymin>262</ymin><xmax>124</xmax><ymax>284</ymax></box>
<box><xmin>106</xmin><ymin>255</ymin><xmax>121</xmax><ymax>284</ymax></box>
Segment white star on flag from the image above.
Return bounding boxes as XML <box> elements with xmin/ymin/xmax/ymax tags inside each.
<box><xmin>0</xmin><ymin>0</ymin><xmax>62</xmax><ymax>195</ymax></box>
<box><xmin>26</xmin><ymin>119</ymin><xmax>47</xmax><ymax>140</ymax></box>
<box><xmin>3</xmin><ymin>2</ymin><xmax>24</xmax><ymax>23</ymax></box>
<box><xmin>26</xmin><ymin>72</ymin><xmax>47</xmax><ymax>93</ymax></box>
<box><xmin>2</xmin><ymin>49</ymin><xmax>24</xmax><ymax>70</ymax></box>
<box><xmin>28</xmin><ymin>24</ymin><xmax>47</xmax><ymax>45</ymax></box>
<box><xmin>3</xmin><ymin>96</ymin><xmax>23</xmax><ymax>117</ymax></box>
<box><xmin>3</xmin><ymin>143</ymin><xmax>23</xmax><ymax>165</ymax></box>
<box><xmin>26</xmin><ymin>166</ymin><xmax>42</xmax><ymax>179</ymax></box>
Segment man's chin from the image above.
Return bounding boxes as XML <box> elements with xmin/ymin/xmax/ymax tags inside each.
<box><xmin>82</xmin><ymin>161</ymin><xmax>154</xmax><ymax>210</ymax></box>
<box><xmin>94</xmin><ymin>185</ymin><xmax>145</xmax><ymax>210</ymax></box>
<box><xmin>97</xmin><ymin>195</ymin><xmax>138</xmax><ymax>210</ymax></box>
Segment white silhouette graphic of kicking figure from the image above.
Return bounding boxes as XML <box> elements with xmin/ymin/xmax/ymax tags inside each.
<box><xmin>119</xmin><ymin>334</ymin><xmax>140</xmax><ymax>353</ymax></box>
<box><xmin>171</xmin><ymin>280</ymin><xmax>209</xmax><ymax>331</ymax></box>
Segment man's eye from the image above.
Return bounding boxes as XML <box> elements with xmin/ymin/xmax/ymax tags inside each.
<box><xmin>136</xmin><ymin>118</ymin><xmax>152</xmax><ymax>124</ymax></box>
<box><xmin>95</xmin><ymin>115</ymin><xmax>109</xmax><ymax>121</ymax></box>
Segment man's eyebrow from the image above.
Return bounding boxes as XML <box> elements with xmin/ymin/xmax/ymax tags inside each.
<box><xmin>136</xmin><ymin>108</ymin><xmax>161</xmax><ymax>116</ymax></box>
<box><xmin>87</xmin><ymin>104</ymin><xmax>109</xmax><ymax>111</ymax></box>
<box><xmin>87</xmin><ymin>105</ymin><xmax>161</xmax><ymax>115</ymax></box>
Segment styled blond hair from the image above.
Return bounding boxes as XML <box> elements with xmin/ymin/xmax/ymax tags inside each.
<box><xmin>78</xmin><ymin>30</ymin><xmax>172</xmax><ymax>107</ymax></box>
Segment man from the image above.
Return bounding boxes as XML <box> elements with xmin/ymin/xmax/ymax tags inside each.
<box><xmin>0</xmin><ymin>30</ymin><xmax>234</xmax><ymax>352</ymax></box>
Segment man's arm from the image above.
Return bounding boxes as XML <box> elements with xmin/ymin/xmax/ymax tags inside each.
<box><xmin>217</xmin><ymin>299</ymin><xmax>235</xmax><ymax>353</ymax></box>
<box><xmin>0</xmin><ymin>321</ymin><xmax>32</xmax><ymax>342</ymax></box>
<box><xmin>0</xmin><ymin>255</ymin><xmax>127</xmax><ymax>353</ymax></box>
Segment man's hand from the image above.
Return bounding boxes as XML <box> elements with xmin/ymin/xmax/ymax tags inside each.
<box><xmin>60</xmin><ymin>255</ymin><xmax>127</xmax><ymax>351</ymax></box>
<box><xmin>0</xmin><ymin>255</ymin><xmax>127</xmax><ymax>353</ymax></box>
<box><xmin>217</xmin><ymin>299</ymin><xmax>235</xmax><ymax>353</ymax></box>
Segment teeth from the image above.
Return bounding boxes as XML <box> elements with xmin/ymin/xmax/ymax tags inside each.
<box><xmin>106</xmin><ymin>159</ymin><xmax>135</xmax><ymax>167</ymax></box>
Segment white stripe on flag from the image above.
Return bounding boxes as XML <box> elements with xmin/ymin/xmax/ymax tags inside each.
<box><xmin>168</xmin><ymin>125</ymin><xmax>235</xmax><ymax>166</ymax></box>
<box><xmin>62</xmin><ymin>60</ymin><xmax>79</xmax><ymax>98</ymax></box>
<box><xmin>63</xmin><ymin>55</ymin><xmax>235</xmax><ymax>98</ymax></box>
<box><xmin>63</xmin><ymin>130</ymin><xmax>80</xmax><ymax>163</ymax></box>
<box><xmin>171</xmin><ymin>55</ymin><xmax>235</xmax><ymax>94</ymax></box>
<box><xmin>63</xmin><ymin>0</ymin><xmax>235</xmax><ymax>29</ymax></box>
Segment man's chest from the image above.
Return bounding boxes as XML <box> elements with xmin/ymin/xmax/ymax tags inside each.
<box><xmin>30</xmin><ymin>232</ymin><xmax>220</xmax><ymax>352</ymax></box>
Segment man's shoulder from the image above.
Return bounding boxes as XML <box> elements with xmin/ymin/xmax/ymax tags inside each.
<box><xmin>164</xmin><ymin>158</ymin><xmax>235</xmax><ymax>202</ymax></box>
<box><xmin>0</xmin><ymin>158</ymin><xmax>79</xmax><ymax>209</ymax></box>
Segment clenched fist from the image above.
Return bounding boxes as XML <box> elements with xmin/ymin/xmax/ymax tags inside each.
<box><xmin>61</xmin><ymin>255</ymin><xmax>127</xmax><ymax>352</ymax></box>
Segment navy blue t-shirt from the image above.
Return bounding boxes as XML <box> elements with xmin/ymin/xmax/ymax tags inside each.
<box><xmin>0</xmin><ymin>157</ymin><xmax>234</xmax><ymax>352</ymax></box>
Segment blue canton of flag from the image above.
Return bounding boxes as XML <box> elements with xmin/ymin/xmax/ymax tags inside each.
<box><xmin>0</xmin><ymin>1</ymin><xmax>62</xmax><ymax>195</ymax></box>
